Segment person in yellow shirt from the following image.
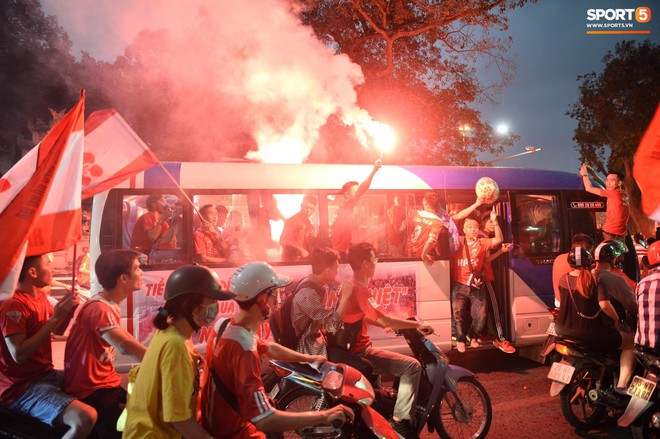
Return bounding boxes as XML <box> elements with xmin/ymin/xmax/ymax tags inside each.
<box><xmin>122</xmin><ymin>265</ymin><xmax>234</xmax><ymax>438</ymax></box>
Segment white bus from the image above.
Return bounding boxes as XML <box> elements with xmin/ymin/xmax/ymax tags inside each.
<box><xmin>90</xmin><ymin>162</ymin><xmax>604</xmax><ymax>360</ymax></box>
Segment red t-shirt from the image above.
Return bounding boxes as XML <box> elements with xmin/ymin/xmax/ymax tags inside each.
<box><xmin>129</xmin><ymin>211</ymin><xmax>173</xmax><ymax>253</ymax></box>
<box><xmin>330</xmin><ymin>199</ymin><xmax>358</xmax><ymax>253</ymax></box>
<box><xmin>200</xmin><ymin>320</ymin><xmax>273</xmax><ymax>438</ymax></box>
<box><xmin>0</xmin><ymin>290</ymin><xmax>54</xmax><ymax>404</ymax></box>
<box><xmin>339</xmin><ymin>280</ymin><xmax>385</xmax><ymax>354</ymax></box>
<box><xmin>451</xmin><ymin>238</ymin><xmax>495</xmax><ymax>285</ymax></box>
<box><xmin>194</xmin><ymin>228</ymin><xmax>228</xmax><ymax>259</ymax></box>
<box><xmin>64</xmin><ymin>295</ymin><xmax>122</xmax><ymax>399</ymax></box>
<box><xmin>408</xmin><ymin>210</ymin><xmax>443</xmax><ymax>257</ymax></box>
<box><xmin>598</xmin><ymin>188</ymin><xmax>630</xmax><ymax>236</ymax></box>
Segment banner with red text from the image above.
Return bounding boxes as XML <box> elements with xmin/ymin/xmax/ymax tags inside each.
<box><xmin>130</xmin><ymin>262</ymin><xmax>418</xmax><ymax>349</ymax></box>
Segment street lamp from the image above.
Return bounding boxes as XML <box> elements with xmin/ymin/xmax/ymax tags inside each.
<box><xmin>458</xmin><ymin>124</ymin><xmax>471</xmax><ymax>148</ymax></box>
<box><xmin>485</xmin><ymin>146</ymin><xmax>542</xmax><ymax>165</ymax></box>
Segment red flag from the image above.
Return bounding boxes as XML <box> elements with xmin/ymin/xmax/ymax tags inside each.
<box><xmin>634</xmin><ymin>103</ymin><xmax>660</xmax><ymax>221</ymax></box>
<box><xmin>0</xmin><ymin>93</ymin><xmax>85</xmax><ymax>298</ymax></box>
<box><xmin>81</xmin><ymin>109</ymin><xmax>158</xmax><ymax>200</ymax></box>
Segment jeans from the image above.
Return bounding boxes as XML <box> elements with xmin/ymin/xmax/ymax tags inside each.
<box><xmin>452</xmin><ymin>282</ymin><xmax>486</xmax><ymax>342</ymax></box>
<box><xmin>359</xmin><ymin>346</ymin><xmax>421</xmax><ymax>421</ymax></box>
<box><xmin>7</xmin><ymin>370</ymin><xmax>73</xmax><ymax>426</ymax></box>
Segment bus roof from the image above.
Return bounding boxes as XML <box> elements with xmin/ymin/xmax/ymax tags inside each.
<box><xmin>131</xmin><ymin>162</ymin><xmax>583</xmax><ymax>192</ymax></box>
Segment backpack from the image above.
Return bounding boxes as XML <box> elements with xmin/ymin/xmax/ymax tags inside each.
<box><xmin>270</xmin><ymin>279</ymin><xmax>325</xmax><ymax>350</ymax></box>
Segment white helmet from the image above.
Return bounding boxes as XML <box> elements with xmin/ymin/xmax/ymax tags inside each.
<box><xmin>231</xmin><ymin>262</ymin><xmax>291</xmax><ymax>302</ymax></box>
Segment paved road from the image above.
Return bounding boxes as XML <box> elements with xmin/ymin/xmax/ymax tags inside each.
<box><xmin>419</xmin><ymin>347</ymin><xmax>633</xmax><ymax>439</ymax></box>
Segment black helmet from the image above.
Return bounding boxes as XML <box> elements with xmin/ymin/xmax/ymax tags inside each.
<box><xmin>165</xmin><ymin>264</ymin><xmax>235</xmax><ymax>301</ymax></box>
<box><xmin>568</xmin><ymin>246</ymin><xmax>593</xmax><ymax>269</ymax></box>
<box><xmin>593</xmin><ymin>240</ymin><xmax>622</xmax><ymax>263</ymax></box>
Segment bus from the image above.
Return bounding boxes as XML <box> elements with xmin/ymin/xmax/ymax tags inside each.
<box><xmin>89</xmin><ymin>162</ymin><xmax>605</xmax><ymax>361</ymax></box>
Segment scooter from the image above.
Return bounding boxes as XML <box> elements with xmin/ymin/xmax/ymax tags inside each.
<box><xmin>271</xmin><ymin>326</ymin><xmax>492</xmax><ymax>439</ymax></box>
<box><xmin>617</xmin><ymin>345</ymin><xmax>660</xmax><ymax>439</ymax></box>
<box><xmin>547</xmin><ymin>336</ymin><xmax>626</xmax><ymax>429</ymax></box>
<box><xmin>269</xmin><ymin>360</ymin><xmax>397</xmax><ymax>438</ymax></box>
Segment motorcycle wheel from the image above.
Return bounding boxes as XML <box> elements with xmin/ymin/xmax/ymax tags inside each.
<box><xmin>278</xmin><ymin>388</ymin><xmax>326</xmax><ymax>439</ymax></box>
<box><xmin>434</xmin><ymin>376</ymin><xmax>492</xmax><ymax>439</ymax></box>
<box><xmin>631</xmin><ymin>401</ymin><xmax>660</xmax><ymax>439</ymax></box>
<box><xmin>559</xmin><ymin>363</ymin><xmax>607</xmax><ymax>429</ymax></box>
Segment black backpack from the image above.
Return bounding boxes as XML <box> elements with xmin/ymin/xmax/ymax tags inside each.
<box><xmin>270</xmin><ymin>279</ymin><xmax>324</xmax><ymax>350</ymax></box>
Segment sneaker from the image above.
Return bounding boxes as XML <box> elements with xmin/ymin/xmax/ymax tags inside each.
<box><xmin>390</xmin><ymin>419</ymin><xmax>418</xmax><ymax>439</ymax></box>
<box><xmin>470</xmin><ymin>338</ymin><xmax>479</xmax><ymax>349</ymax></box>
<box><xmin>456</xmin><ymin>342</ymin><xmax>466</xmax><ymax>353</ymax></box>
<box><xmin>493</xmin><ymin>339</ymin><xmax>516</xmax><ymax>354</ymax></box>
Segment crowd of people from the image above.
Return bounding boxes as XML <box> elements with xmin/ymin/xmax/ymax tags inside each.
<box><xmin>1</xmin><ymin>162</ymin><xmax>660</xmax><ymax>438</ymax></box>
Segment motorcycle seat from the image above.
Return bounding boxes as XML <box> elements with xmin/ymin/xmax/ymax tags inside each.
<box><xmin>556</xmin><ymin>337</ymin><xmax>620</xmax><ymax>360</ymax></box>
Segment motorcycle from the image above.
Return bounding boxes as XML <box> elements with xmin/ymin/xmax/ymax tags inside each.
<box><xmin>618</xmin><ymin>345</ymin><xmax>660</xmax><ymax>439</ymax></box>
<box><xmin>270</xmin><ymin>326</ymin><xmax>492</xmax><ymax>438</ymax></box>
<box><xmin>547</xmin><ymin>336</ymin><xmax>627</xmax><ymax>429</ymax></box>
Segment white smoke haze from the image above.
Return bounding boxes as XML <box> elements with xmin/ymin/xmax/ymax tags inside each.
<box><xmin>42</xmin><ymin>0</ymin><xmax>382</xmax><ymax>163</ymax></box>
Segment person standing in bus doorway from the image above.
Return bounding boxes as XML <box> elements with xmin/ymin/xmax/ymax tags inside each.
<box><xmin>123</xmin><ymin>265</ymin><xmax>234</xmax><ymax>438</ymax></box>
<box><xmin>280</xmin><ymin>195</ymin><xmax>318</xmax><ymax>261</ymax></box>
<box><xmin>451</xmin><ymin>211</ymin><xmax>502</xmax><ymax>353</ymax></box>
<box><xmin>129</xmin><ymin>194</ymin><xmax>178</xmax><ymax>255</ymax></box>
<box><xmin>64</xmin><ymin>249</ymin><xmax>147</xmax><ymax>439</ymax></box>
<box><xmin>580</xmin><ymin>165</ymin><xmax>639</xmax><ymax>282</ymax></box>
<box><xmin>407</xmin><ymin>191</ymin><xmax>443</xmax><ymax>265</ymax></box>
<box><xmin>199</xmin><ymin>262</ymin><xmax>353</xmax><ymax>438</ymax></box>
<box><xmin>194</xmin><ymin>204</ymin><xmax>229</xmax><ymax>264</ymax></box>
<box><xmin>335</xmin><ymin>242</ymin><xmax>433</xmax><ymax>438</ymax></box>
<box><xmin>477</xmin><ymin>211</ymin><xmax>516</xmax><ymax>354</ymax></box>
<box><xmin>0</xmin><ymin>253</ymin><xmax>96</xmax><ymax>438</ymax></box>
<box><xmin>330</xmin><ymin>159</ymin><xmax>382</xmax><ymax>257</ymax></box>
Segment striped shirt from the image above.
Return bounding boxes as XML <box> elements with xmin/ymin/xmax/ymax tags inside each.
<box><xmin>635</xmin><ymin>266</ymin><xmax>660</xmax><ymax>350</ymax></box>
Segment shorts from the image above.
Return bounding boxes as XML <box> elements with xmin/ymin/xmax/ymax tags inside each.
<box><xmin>7</xmin><ymin>370</ymin><xmax>74</xmax><ymax>426</ymax></box>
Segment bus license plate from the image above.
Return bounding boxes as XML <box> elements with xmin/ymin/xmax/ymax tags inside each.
<box><xmin>547</xmin><ymin>362</ymin><xmax>575</xmax><ymax>384</ymax></box>
<box><xmin>627</xmin><ymin>375</ymin><xmax>657</xmax><ymax>402</ymax></box>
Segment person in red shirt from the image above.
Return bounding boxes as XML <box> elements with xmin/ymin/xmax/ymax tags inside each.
<box><xmin>330</xmin><ymin>159</ymin><xmax>382</xmax><ymax>256</ymax></box>
<box><xmin>552</xmin><ymin>234</ymin><xmax>595</xmax><ymax>307</ymax></box>
<box><xmin>580</xmin><ymin>165</ymin><xmax>630</xmax><ymax>240</ymax></box>
<box><xmin>451</xmin><ymin>211</ymin><xmax>502</xmax><ymax>353</ymax></box>
<box><xmin>334</xmin><ymin>242</ymin><xmax>433</xmax><ymax>438</ymax></box>
<box><xmin>129</xmin><ymin>194</ymin><xmax>178</xmax><ymax>254</ymax></box>
<box><xmin>407</xmin><ymin>191</ymin><xmax>444</xmax><ymax>264</ymax></box>
<box><xmin>194</xmin><ymin>204</ymin><xmax>229</xmax><ymax>264</ymax></box>
<box><xmin>64</xmin><ymin>249</ymin><xmax>147</xmax><ymax>439</ymax></box>
<box><xmin>280</xmin><ymin>195</ymin><xmax>318</xmax><ymax>261</ymax></box>
<box><xmin>0</xmin><ymin>254</ymin><xmax>96</xmax><ymax>438</ymax></box>
<box><xmin>199</xmin><ymin>262</ymin><xmax>353</xmax><ymax>438</ymax></box>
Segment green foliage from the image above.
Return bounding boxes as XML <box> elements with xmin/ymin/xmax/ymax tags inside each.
<box><xmin>297</xmin><ymin>0</ymin><xmax>531</xmax><ymax>164</ymax></box>
<box><xmin>0</xmin><ymin>0</ymin><xmax>78</xmax><ymax>170</ymax></box>
<box><xmin>569</xmin><ymin>40</ymin><xmax>660</xmax><ymax>174</ymax></box>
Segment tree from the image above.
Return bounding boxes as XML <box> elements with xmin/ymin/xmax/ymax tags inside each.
<box><xmin>568</xmin><ymin>39</ymin><xmax>660</xmax><ymax>235</ymax></box>
<box><xmin>297</xmin><ymin>0</ymin><xmax>531</xmax><ymax>164</ymax></box>
<box><xmin>0</xmin><ymin>0</ymin><xmax>79</xmax><ymax>175</ymax></box>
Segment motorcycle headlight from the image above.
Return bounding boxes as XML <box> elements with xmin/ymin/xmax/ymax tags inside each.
<box><xmin>354</xmin><ymin>374</ymin><xmax>375</xmax><ymax>396</ymax></box>
<box><xmin>322</xmin><ymin>370</ymin><xmax>343</xmax><ymax>391</ymax></box>
<box><xmin>358</xmin><ymin>397</ymin><xmax>374</xmax><ymax>406</ymax></box>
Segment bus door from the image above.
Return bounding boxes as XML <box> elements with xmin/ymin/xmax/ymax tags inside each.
<box><xmin>509</xmin><ymin>192</ymin><xmax>562</xmax><ymax>347</ymax></box>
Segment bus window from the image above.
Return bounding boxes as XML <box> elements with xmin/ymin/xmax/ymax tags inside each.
<box><xmin>514</xmin><ymin>194</ymin><xmax>560</xmax><ymax>257</ymax></box>
<box><xmin>276</xmin><ymin>193</ymin><xmax>320</xmax><ymax>263</ymax></box>
<box><xmin>123</xmin><ymin>193</ymin><xmax>185</xmax><ymax>265</ymax></box>
<box><xmin>191</xmin><ymin>193</ymin><xmax>255</xmax><ymax>265</ymax></box>
<box><xmin>328</xmin><ymin>193</ymin><xmax>389</xmax><ymax>257</ymax></box>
